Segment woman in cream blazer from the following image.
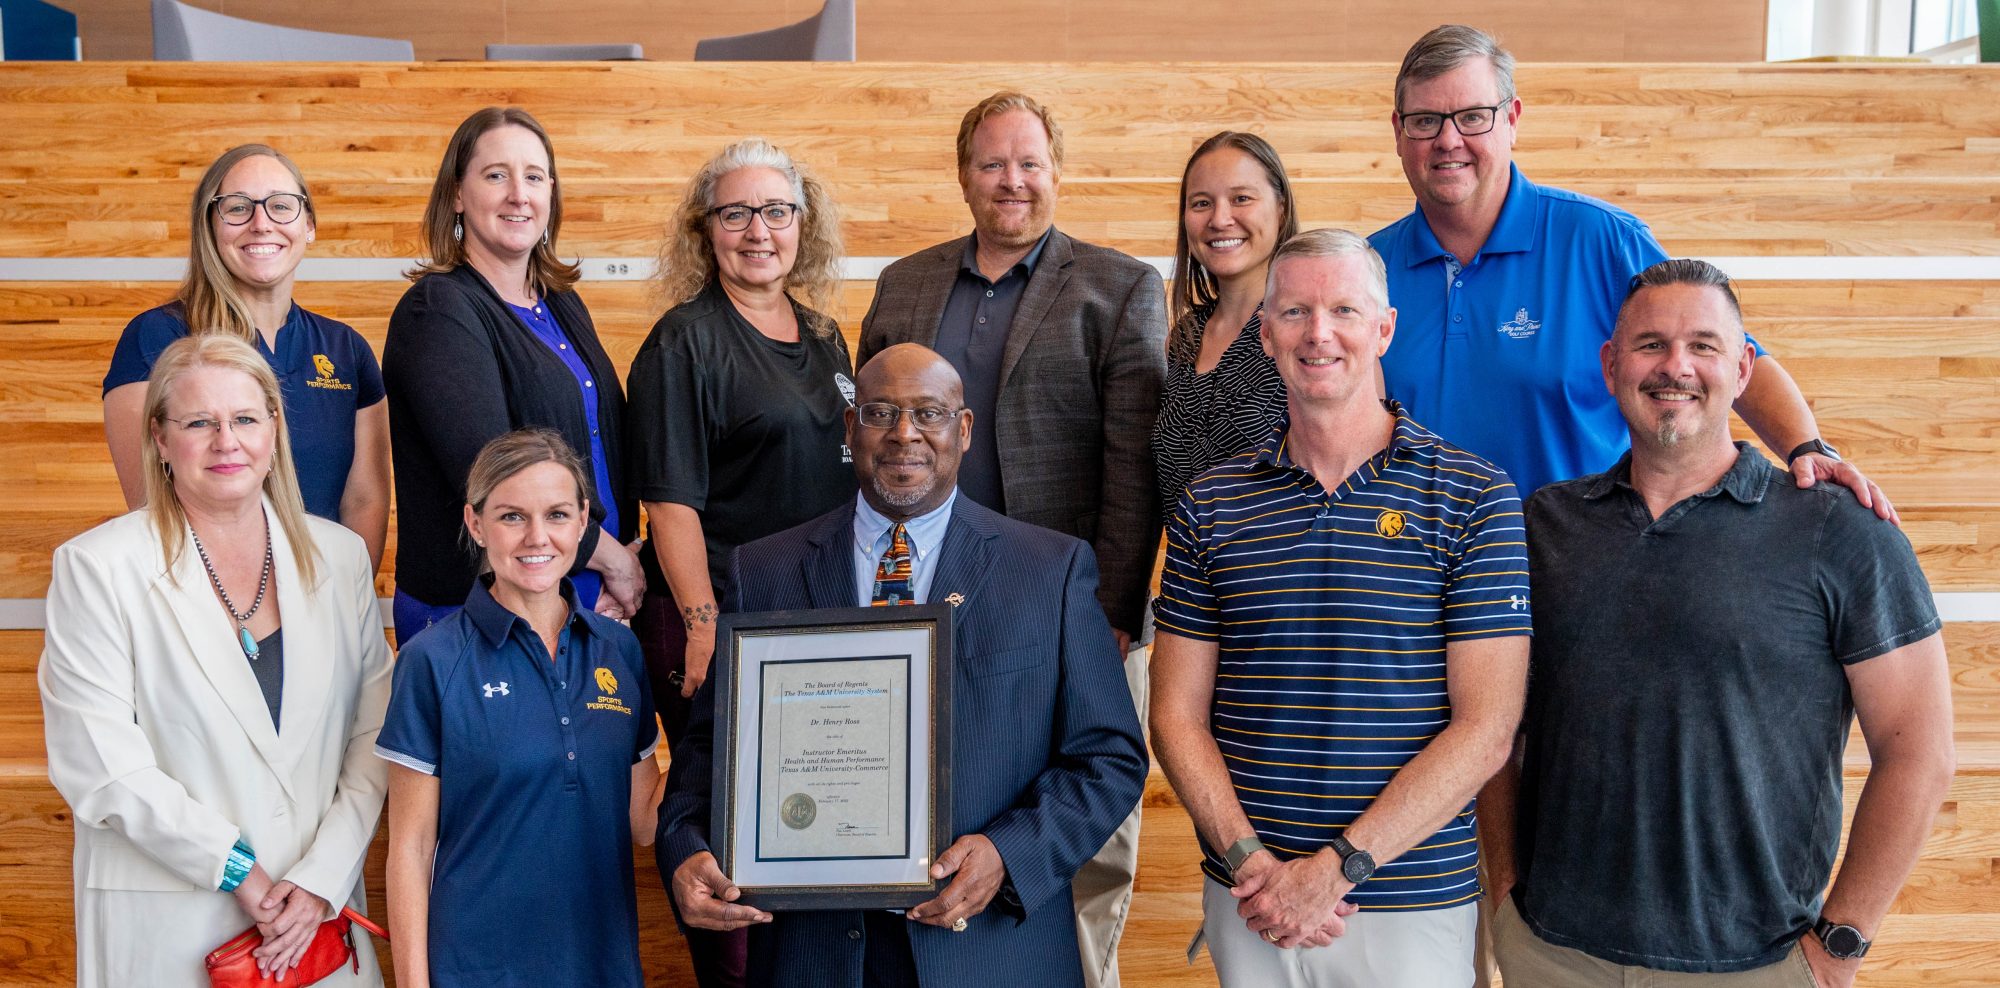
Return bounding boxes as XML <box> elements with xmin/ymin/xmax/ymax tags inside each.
<box><xmin>40</xmin><ymin>334</ymin><xmax>390</xmax><ymax>987</ymax></box>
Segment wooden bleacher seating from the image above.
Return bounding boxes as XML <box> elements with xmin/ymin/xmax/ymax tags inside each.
<box><xmin>0</xmin><ymin>61</ymin><xmax>1994</xmax><ymax>986</ymax></box>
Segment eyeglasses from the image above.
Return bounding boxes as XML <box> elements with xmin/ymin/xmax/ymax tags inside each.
<box><xmin>1396</xmin><ymin>103</ymin><xmax>1508</xmax><ymax>140</ymax></box>
<box><xmin>210</xmin><ymin>193</ymin><xmax>308</xmax><ymax>226</ymax></box>
<box><xmin>162</xmin><ymin>412</ymin><xmax>273</xmax><ymax>436</ymax></box>
<box><xmin>708</xmin><ymin>201</ymin><xmax>799</xmax><ymax>232</ymax></box>
<box><xmin>855</xmin><ymin>402</ymin><xmax>965</xmax><ymax>433</ymax></box>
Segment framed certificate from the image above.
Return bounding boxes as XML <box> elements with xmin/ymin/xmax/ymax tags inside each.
<box><xmin>710</xmin><ymin>605</ymin><xmax>953</xmax><ymax>911</ymax></box>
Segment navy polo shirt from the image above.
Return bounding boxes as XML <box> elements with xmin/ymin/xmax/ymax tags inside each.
<box><xmin>1369</xmin><ymin>166</ymin><xmax>1765</xmax><ymax>496</ymax></box>
<box><xmin>103</xmin><ymin>302</ymin><xmax>384</xmax><ymax>521</ymax></box>
<box><xmin>377</xmin><ymin>578</ymin><xmax>658</xmax><ymax>988</ymax></box>
<box><xmin>1154</xmin><ymin>404</ymin><xmax>1531</xmax><ymax>910</ymax></box>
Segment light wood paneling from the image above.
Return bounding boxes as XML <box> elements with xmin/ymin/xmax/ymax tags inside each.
<box><xmin>6</xmin><ymin>623</ymin><xmax>2000</xmax><ymax>986</ymax></box>
<box><xmin>56</xmin><ymin>0</ymin><xmax>1764</xmax><ymax>63</ymax></box>
<box><xmin>0</xmin><ymin>58</ymin><xmax>1997</xmax><ymax>985</ymax></box>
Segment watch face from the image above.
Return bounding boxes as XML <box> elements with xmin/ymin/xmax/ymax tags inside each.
<box><xmin>1342</xmin><ymin>850</ymin><xmax>1376</xmax><ymax>884</ymax></box>
<box><xmin>1823</xmin><ymin>925</ymin><xmax>1863</xmax><ymax>957</ymax></box>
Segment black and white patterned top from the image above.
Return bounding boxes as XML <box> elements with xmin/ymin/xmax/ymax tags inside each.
<box><xmin>1149</xmin><ymin>304</ymin><xmax>1288</xmax><ymax>519</ymax></box>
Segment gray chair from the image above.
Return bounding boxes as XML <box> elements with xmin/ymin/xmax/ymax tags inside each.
<box><xmin>694</xmin><ymin>0</ymin><xmax>854</xmax><ymax>61</ymax></box>
<box><xmin>487</xmin><ymin>43</ymin><xmax>644</xmax><ymax>60</ymax></box>
<box><xmin>152</xmin><ymin>0</ymin><xmax>414</xmax><ymax>60</ymax></box>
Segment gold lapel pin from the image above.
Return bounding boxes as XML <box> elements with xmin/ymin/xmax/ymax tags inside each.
<box><xmin>945</xmin><ymin>592</ymin><xmax>966</xmax><ymax>607</ymax></box>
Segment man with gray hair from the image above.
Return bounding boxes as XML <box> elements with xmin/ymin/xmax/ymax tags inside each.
<box><xmin>1487</xmin><ymin>259</ymin><xmax>1953</xmax><ymax>987</ymax></box>
<box><xmin>1151</xmin><ymin>229</ymin><xmax>1531</xmax><ymax>987</ymax></box>
<box><xmin>1368</xmin><ymin>25</ymin><xmax>1893</xmax><ymax>514</ymax></box>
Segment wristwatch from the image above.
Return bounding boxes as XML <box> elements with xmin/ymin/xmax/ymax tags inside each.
<box><xmin>1328</xmin><ymin>835</ymin><xmax>1377</xmax><ymax>884</ymax></box>
<box><xmin>1813</xmin><ymin>917</ymin><xmax>1871</xmax><ymax>959</ymax></box>
<box><xmin>1786</xmin><ymin>438</ymin><xmax>1841</xmax><ymax>465</ymax></box>
<box><xmin>1224</xmin><ymin>836</ymin><xmax>1267</xmax><ymax>878</ymax></box>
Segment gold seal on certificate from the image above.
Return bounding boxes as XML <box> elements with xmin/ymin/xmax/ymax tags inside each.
<box><xmin>781</xmin><ymin>793</ymin><xmax>816</xmax><ymax>830</ymax></box>
<box><xmin>757</xmin><ymin>654</ymin><xmax>911</xmax><ymax>860</ymax></box>
<box><xmin>711</xmin><ymin>606</ymin><xmax>951</xmax><ymax>910</ymax></box>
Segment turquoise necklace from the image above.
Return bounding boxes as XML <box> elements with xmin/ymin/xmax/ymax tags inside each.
<box><xmin>189</xmin><ymin>518</ymin><xmax>273</xmax><ymax>659</ymax></box>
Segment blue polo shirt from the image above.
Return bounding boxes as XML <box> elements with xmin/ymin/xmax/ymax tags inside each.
<box><xmin>1153</xmin><ymin>404</ymin><xmax>1531</xmax><ymax>910</ymax></box>
<box><xmin>103</xmin><ymin>302</ymin><xmax>384</xmax><ymax>520</ymax></box>
<box><xmin>1369</xmin><ymin>166</ymin><xmax>1762</xmax><ymax>495</ymax></box>
<box><xmin>376</xmin><ymin>578</ymin><xmax>659</xmax><ymax>988</ymax></box>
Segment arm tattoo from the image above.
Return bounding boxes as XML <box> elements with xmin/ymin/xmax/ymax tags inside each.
<box><xmin>681</xmin><ymin>602</ymin><xmax>717</xmax><ymax>631</ymax></box>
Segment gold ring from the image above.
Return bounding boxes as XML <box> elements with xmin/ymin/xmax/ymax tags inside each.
<box><xmin>1263</xmin><ymin>930</ymin><xmax>1279</xmax><ymax>943</ymax></box>
<box><xmin>951</xmin><ymin>917</ymin><xmax>969</xmax><ymax>933</ymax></box>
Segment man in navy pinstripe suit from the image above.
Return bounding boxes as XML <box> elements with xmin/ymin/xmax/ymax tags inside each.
<box><xmin>660</xmin><ymin>344</ymin><xmax>1148</xmax><ymax>988</ymax></box>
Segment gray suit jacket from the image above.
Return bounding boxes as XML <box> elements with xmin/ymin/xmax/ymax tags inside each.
<box><xmin>858</xmin><ymin>229</ymin><xmax>1168</xmax><ymax>636</ymax></box>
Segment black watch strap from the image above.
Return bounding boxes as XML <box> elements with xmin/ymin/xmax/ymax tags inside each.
<box><xmin>1787</xmin><ymin>438</ymin><xmax>1841</xmax><ymax>464</ymax></box>
<box><xmin>1813</xmin><ymin>917</ymin><xmax>1871</xmax><ymax>959</ymax></box>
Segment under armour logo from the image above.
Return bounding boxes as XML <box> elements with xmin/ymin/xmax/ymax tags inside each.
<box><xmin>1508</xmin><ymin>595</ymin><xmax>1527</xmax><ymax>611</ymax></box>
<box><xmin>482</xmin><ymin>682</ymin><xmax>510</xmax><ymax>697</ymax></box>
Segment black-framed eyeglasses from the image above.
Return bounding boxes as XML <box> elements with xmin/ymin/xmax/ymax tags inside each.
<box><xmin>708</xmin><ymin>201</ymin><xmax>799</xmax><ymax>232</ymax></box>
<box><xmin>210</xmin><ymin>193</ymin><xmax>309</xmax><ymax>226</ymax></box>
<box><xmin>1396</xmin><ymin>103</ymin><xmax>1508</xmax><ymax>140</ymax></box>
<box><xmin>855</xmin><ymin>402</ymin><xmax>965</xmax><ymax>433</ymax></box>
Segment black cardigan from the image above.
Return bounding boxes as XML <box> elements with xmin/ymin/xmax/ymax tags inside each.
<box><xmin>383</xmin><ymin>264</ymin><xmax>632</xmax><ymax>606</ymax></box>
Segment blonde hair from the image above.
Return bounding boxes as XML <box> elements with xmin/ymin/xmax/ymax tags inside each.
<box><xmin>178</xmin><ymin>144</ymin><xmax>316</xmax><ymax>345</ymax></box>
<box><xmin>1266</xmin><ymin>229</ymin><xmax>1391</xmax><ymax>316</ymax></box>
<box><xmin>650</xmin><ymin>138</ymin><xmax>844</xmax><ymax>337</ymax></box>
<box><xmin>955</xmin><ymin>91</ymin><xmax>1064</xmax><ymax>178</ymax></box>
<box><xmin>141</xmin><ymin>334</ymin><xmax>319</xmax><ymax>586</ymax></box>
<box><xmin>463</xmin><ymin>428</ymin><xmax>592</xmax><ymax>572</ymax></box>
<box><xmin>406</xmin><ymin>107</ymin><xmax>581</xmax><ymax>295</ymax></box>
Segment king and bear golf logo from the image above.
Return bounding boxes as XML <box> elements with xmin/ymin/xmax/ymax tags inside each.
<box><xmin>1375</xmin><ymin>509</ymin><xmax>1406</xmax><ymax>539</ymax></box>
<box><xmin>588</xmin><ymin>667</ymin><xmax>632</xmax><ymax>715</ymax></box>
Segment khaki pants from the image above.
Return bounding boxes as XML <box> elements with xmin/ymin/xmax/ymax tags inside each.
<box><xmin>1074</xmin><ymin>644</ymin><xmax>1149</xmax><ymax>988</ymax></box>
<box><xmin>1198</xmin><ymin>878</ymin><xmax>1477</xmax><ymax>988</ymax></box>
<box><xmin>1492</xmin><ymin>895</ymin><xmax>1819</xmax><ymax>987</ymax></box>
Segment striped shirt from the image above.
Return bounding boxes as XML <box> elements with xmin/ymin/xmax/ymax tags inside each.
<box><xmin>1150</xmin><ymin>304</ymin><xmax>1288</xmax><ymax>521</ymax></box>
<box><xmin>1154</xmin><ymin>403</ymin><xmax>1530</xmax><ymax>911</ymax></box>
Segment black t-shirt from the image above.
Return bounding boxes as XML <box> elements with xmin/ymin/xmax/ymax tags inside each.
<box><xmin>1516</xmin><ymin>444</ymin><xmax>1940</xmax><ymax>974</ymax></box>
<box><xmin>624</xmin><ymin>282</ymin><xmax>858</xmax><ymax>593</ymax></box>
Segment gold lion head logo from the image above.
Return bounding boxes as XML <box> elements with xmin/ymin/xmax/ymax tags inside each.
<box><xmin>312</xmin><ymin>354</ymin><xmax>336</xmax><ymax>380</ymax></box>
<box><xmin>1375</xmin><ymin>510</ymin><xmax>1406</xmax><ymax>539</ymax></box>
<box><xmin>594</xmin><ymin>666</ymin><xmax>618</xmax><ymax>695</ymax></box>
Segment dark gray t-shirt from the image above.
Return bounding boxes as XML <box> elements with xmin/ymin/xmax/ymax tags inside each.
<box><xmin>1515</xmin><ymin>444</ymin><xmax>1939</xmax><ymax>974</ymax></box>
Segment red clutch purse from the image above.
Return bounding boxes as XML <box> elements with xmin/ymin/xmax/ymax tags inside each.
<box><xmin>205</xmin><ymin>906</ymin><xmax>389</xmax><ymax>988</ymax></box>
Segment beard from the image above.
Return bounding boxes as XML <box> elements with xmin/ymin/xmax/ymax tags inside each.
<box><xmin>871</xmin><ymin>472</ymin><xmax>936</xmax><ymax>509</ymax></box>
<box><xmin>1642</xmin><ymin>373</ymin><xmax>1703</xmax><ymax>449</ymax></box>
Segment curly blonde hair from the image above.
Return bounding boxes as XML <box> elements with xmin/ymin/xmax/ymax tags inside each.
<box><xmin>650</xmin><ymin>138</ymin><xmax>844</xmax><ymax>338</ymax></box>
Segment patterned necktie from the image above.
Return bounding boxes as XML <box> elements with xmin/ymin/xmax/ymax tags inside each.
<box><xmin>872</xmin><ymin>523</ymin><xmax>914</xmax><ymax>606</ymax></box>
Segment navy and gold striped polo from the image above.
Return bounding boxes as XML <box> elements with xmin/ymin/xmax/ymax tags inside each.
<box><xmin>1154</xmin><ymin>402</ymin><xmax>1531</xmax><ymax>911</ymax></box>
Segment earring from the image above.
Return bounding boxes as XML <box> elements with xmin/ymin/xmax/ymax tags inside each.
<box><xmin>453</xmin><ymin>214</ymin><xmax>463</xmax><ymax>243</ymax></box>
<box><xmin>541</xmin><ymin>227</ymin><xmax>550</xmax><ymax>248</ymax></box>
